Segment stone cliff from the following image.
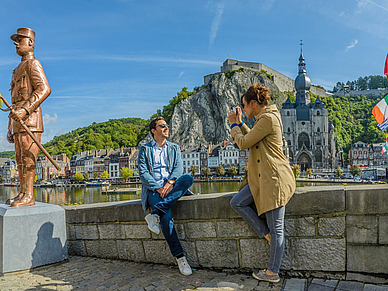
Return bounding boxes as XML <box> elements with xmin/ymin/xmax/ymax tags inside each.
<box><xmin>168</xmin><ymin>69</ymin><xmax>286</xmax><ymax>149</ymax></box>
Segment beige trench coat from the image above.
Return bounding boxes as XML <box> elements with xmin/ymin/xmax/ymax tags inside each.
<box><xmin>231</xmin><ymin>104</ymin><xmax>295</xmax><ymax>215</ymax></box>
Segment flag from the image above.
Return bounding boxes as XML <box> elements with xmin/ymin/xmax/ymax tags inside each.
<box><xmin>373</xmin><ymin>93</ymin><xmax>388</xmax><ymax>124</ymax></box>
<box><xmin>385</xmin><ymin>53</ymin><xmax>388</xmax><ymax>80</ymax></box>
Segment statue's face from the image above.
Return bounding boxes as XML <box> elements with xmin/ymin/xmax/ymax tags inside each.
<box><xmin>14</xmin><ymin>37</ymin><xmax>33</xmax><ymax>56</ymax></box>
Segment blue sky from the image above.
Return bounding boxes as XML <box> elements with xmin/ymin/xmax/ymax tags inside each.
<box><xmin>1</xmin><ymin>0</ymin><xmax>388</xmax><ymax>151</ymax></box>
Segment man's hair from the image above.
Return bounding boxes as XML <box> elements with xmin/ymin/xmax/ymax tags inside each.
<box><xmin>241</xmin><ymin>83</ymin><xmax>271</xmax><ymax>107</ymax></box>
<box><xmin>149</xmin><ymin>116</ymin><xmax>165</xmax><ymax>138</ymax></box>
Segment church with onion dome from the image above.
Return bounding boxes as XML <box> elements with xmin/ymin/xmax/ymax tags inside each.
<box><xmin>280</xmin><ymin>47</ymin><xmax>336</xmax><ymax>171</ymax></box>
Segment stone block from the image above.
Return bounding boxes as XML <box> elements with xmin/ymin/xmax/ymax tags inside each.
<box><xmin>285</xmin><ymin>217</ymin><xmax>315</xmax><ymax>237</ymax></box>
<box><xmin>217</xmin><ymin>220</ymin><xmax>257</xmax><ymax>238</ymax></box>
<box><xmin>0</xmin><ymin>202</ymin><xmax>68</xmax><ymax>273</ymax></box>
<box><xmin>379</xmin><ymin>216</ymin><xmax>388</xmax><ymax>244</ymax></box>
<box><xmin>172</xmin><ymin>193</ymin><xmax>240</xmax><ymax>220</ymax></box>
<box><xmin>65</xmin><ymin>200</ymin><xmax>145</xmax><ymax>224</ymax></box>
<box><xmin>68</xmin><ymin>240</ymin><xmax>86</xmax><ymax>256</ymax></box>
<box><xmin>75</xmin><ymin>224</ymin><xmax>98</xmax><ymax>240</ymax></box>
<box><xmin>346</xmin><ymin>186</ymin><xmax>388</xmax><ymax>214</ymax></box>
<box><xmin>196</xmin><ymin>240</ymin><xmax>239</xmax><ymax>268</ymax></box>
<box><xmin>117</xmin><ymin>240</ymin><xmax>145</xmax><ymax>262</ymax></box>
<box><xmin>124</xmin><ymin>224</ymin><xmax>151</xmax><ymax>239</ymax></box>
<box><xmin>363</xmin><ymin>284</ymin><xmax>388</xmax><ymax>291</ymax></box>
<box><xmin>346</xmin><ymin>216</ymin><xmax>377</xmax><ymax>244</ymax></box>
<box><xmin>151</xmin><ymin>223</ymin><xmax>184</xmax><ymax>240</ymax></box>
<box><xmin>143</xmin><ymin>240</ymin><xmax>176</xmax><ymax>265</ymax></box>
<box><xmin>347</xmin><ymin>245</ymin><xmax>388</xmax><ymax>274</ymax></box>
<box><xmin>283</xmin><ymin>278</ymin><xmax>307</xmax><ymax>291</ymax></box>
<box><xmin>98</xmin><ymin>224</ymin><xmax>125</xmax><ymax>239</ymax></box>
<box><xmin>286</xmin><ymin>187</ymin><xmax>345</xmax><ymax>215</ymax></box>
<box><xmin>181</xmin><ymin>241</ymin><xmax>198</xmax><ymax>267</ymax></box>
<box><xmin>290</xmin><ymin>238</ymin><xmax>345</xmax><ymax>271</ymax></box>
<box><xmin>85</xmin><ymin>240</ymin><xmax>118</xmax><ymax>259</ymax></box>
<box><xmin>239</xmin><ymin>239</ymin><xmax>270</xmax><ymax>269</ymax></box>
<box><xmin>337</xmin><ymin>281</ymin><xmax>364</xmax><ymax>291</ymax></box>
<box><xmin>318</xmin><ymin>217</ymin><xmax>345</xmax><ymax>237</ymax></box>
<box><xmin>281</xmin><ymin>239</ymin><xmax>291</xmax><ymax>270</ymax></box>
<box><xmin>67</xmin><ymin>224</ymin><xmax>76</xmax><ymax>240</ymax></box>
<box><xmin>185</xmin><ymin>222</ymin><xmax>216</xmax><ymax>239</ymax></box>
<box><xmin>347</xmin><ymin>272</ymin><xmax>388</xmax><ymax>285</ymax></box>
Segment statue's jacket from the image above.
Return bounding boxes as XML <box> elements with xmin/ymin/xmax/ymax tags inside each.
<box><xmin>9</xmin><ymin>57</ymin><xmax>51</xmax><ymax>133</ymax></box>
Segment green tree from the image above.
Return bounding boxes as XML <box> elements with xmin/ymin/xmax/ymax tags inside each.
<box><xmin>202</xmin><ymin>167</ymin><xmax>211</xmax><ymax>179</ymax></box>
<box><xmin>228</xmin><ymin>166</ymin><xmax>238</xmax><ymax>177</ymax></box>
<box><xmin>190</xmin><ymin>166</ymin><xmax>198</xmax><ymax>177</ymax></box>
<box><xmin>350</xmin><ymin>164</ymin><xmax>361</xmax><ymax>177</ymax></box>
<box><xmin>84</xmin><ymin>172</ymin><xmax>90</xmax><ymax>181</ymax></box>
<box><xmin>0</xmin><ymin>176</ymin><xmax>3</xmax><ymax>183</ymax></box>
<box><xmin>335</xmin><ymin>166</ymin><xmax>343</xmax><ymax>178</ymax></box>
<box><xmin>306</xmin><ymin>168</ymin><xmax>313</xmax><ymax>177</ymax></box>
<box><xmin>93</xmin><ymin>172</ymin><xmax>99</xmax><ymax>179</ymax></box>
<box><xmin>216</xmin><ymin>165</ymin><xmax>225</xmax><ymax>177</ymax></box>
<box><xmin>100</xmin><ymin>170</ymin><xmax>109</xmax><ymax>180</ymax></box>
<box><xmin>73</xmin><ymin>172</ymin><xmax>84</xmax><ymax>182</ymax></box>
<box><xmin>120</xmin><ymin>167</ymin><xmax>134</xmax><ymax>180</ymax></box>
<box><xmin>292</xmin><ymin>164</ymin><xmax>301</xmax><ymax>178</ymax></box>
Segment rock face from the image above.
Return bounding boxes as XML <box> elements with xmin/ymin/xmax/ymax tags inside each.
<box><xmin>168</xmin><ymin>69</ymin><xmax>286</xmax><ymax>149</ymax></box>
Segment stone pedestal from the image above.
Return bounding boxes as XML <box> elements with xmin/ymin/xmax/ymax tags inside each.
<box><xmin>0</xmin><ymin>202</ymin><xmax>68</xmax><ymax>274</ymax></box>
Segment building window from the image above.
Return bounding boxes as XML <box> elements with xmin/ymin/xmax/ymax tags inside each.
<box><xmin>317</xmin><ymin>127</ymin><xmax>320</xmax><ymax>132</ymax></box>
<box><xmin>298</xmin><ymin>132</ymin><xmax>310</xmax><ymax>150</ymax></box>
<box><xmin>317</xmin><ymin>111</ymin><xmax>320</xmax><ymax>116</ymax></box>
<box><xmin>288</xmin><ymin>127</ymin><xmax>290</xmax><ymax>132</ymax></box>
<box><xmin>287</xmin><ymin>111</ymin><xmax>290</xmax><ymax>116</ymax></box>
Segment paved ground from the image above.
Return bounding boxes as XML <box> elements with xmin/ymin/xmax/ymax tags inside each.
<box><xmin>0</xmin><ymin>256</ymin><xmax>387</xmax><ymax>291</ymax></box>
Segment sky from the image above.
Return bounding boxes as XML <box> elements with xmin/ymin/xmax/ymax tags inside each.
<box><xmin>1</xmin><ymin>0</ymin><xmax>388</xmax><ymax>151</ymax></box>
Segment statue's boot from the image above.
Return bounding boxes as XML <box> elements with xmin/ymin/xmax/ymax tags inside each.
<box><xmin>5</xmin><ymin>192</ymin><xmax>24</xmax><ymax>205</ymax></box>
<box><xmin>10</xmin><ymin>193</ymin><xmax>35</xmax><ymax>207</ymax></box>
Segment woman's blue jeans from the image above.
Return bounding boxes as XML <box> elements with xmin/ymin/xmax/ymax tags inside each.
<box><xmin>230</xmin><ymin>184</ymin><xmax>285</xmax><ymax>273</ymax></box>
<box><xmin>147</xmin><ymin>174</ymin><xmax>193</xmax><ymax>257</ymax></box>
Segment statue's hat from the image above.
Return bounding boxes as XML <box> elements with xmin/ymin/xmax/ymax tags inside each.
<box><xmin>10</xmin><ymin>28</ymin><xmax>35</xmax><ymax>41</ymax></box>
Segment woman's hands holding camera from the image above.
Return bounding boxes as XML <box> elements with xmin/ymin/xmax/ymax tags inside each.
<box><xmin>228</xmin><ymin>106</ymin><xmax>243</xmax><ymax>125</ymax></box>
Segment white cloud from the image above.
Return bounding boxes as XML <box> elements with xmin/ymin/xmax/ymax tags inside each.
<box><xmin>43</xmin><ymin>113</ymin><xmax>58</xmax><ymax>125</ymax></box>
<box><xmin>0</xmin><ymin>135</ymin><xmax>14</xmax><ymax>151</ymax></box>
<box><xmin>178</xmin><ymin>71</ymin><xmax>185</xmax><ymax>78</ymax></box>
<box><xmin>339</xmin><ymin>11</ymin><xmax>345</xmax><ymax>17</ymax></box>
<box><xmin>209</xmin><ymin>1</ymin><xmax>226</xmax><ymax>48</ymax></box>
<box><xmin>346</xmin><ymin>39</ymin><xmax>358</xmax><ymax>51</ymax></box>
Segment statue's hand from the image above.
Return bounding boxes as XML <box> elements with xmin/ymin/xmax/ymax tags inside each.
<box><xmin>9</xmin><ymin>108</ymin><xmax>27</xmax><ymax>122</ymax></box>
<box><xmin>6</xmin><ymin>130</ymin><xmax>14</xmax><ymax>144</ymax></box>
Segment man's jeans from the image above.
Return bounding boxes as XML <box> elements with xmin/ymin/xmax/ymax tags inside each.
<box><xmin>230</xmin><ymin>185</ymin><xmax>285</xmax><ymax>273</ymax></box>
<box><xmin>147</xmin><ymin>174</ymin><xmax>193</xmax><ymax>257</ymax></box>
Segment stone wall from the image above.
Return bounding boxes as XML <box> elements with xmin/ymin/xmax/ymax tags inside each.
<box><xmin>333</xmin><ymin>88</ymin><xmax>388</xmax><ymax>98</ymax></box>
<box><xmin>64</xmin><ymin>185</ymin><xmax>388</xmax><ymax>284</ymax></box>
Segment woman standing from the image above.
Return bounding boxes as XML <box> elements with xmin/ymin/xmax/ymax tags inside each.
<box><xmin>228</xmin><ymin>83</ymin><xmax>295</xmax><ymax>283</ymax></box>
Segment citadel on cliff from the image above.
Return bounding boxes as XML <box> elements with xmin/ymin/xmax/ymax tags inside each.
<box><xmin>198</xmin><ymin>48</ymin><xmax>336</xmax><ymax>171</ymax></box>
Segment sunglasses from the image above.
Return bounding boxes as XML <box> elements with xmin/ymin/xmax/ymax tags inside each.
<box><xmin>157</xmin><ymin>124</ymin><xmax>169</xmax><ymax>129</ymax></box>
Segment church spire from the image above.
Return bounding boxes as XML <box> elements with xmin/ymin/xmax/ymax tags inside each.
<box><xmin>295</xmin><ymin>40</ymin><xmax>311</xmax><ymax>107</ymax></box>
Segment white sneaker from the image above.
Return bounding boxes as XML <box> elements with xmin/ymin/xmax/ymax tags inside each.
<box><xmin>145</xmin><ymin>213</ymin><xmax>160</xmax><ymax>234</ymax></box>
<box><xmin>176</xmin><ymin>256</ymin><xmax>192</xmax><ymax>276</ymax></box>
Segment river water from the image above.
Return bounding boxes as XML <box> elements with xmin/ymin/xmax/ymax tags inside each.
<box><xmin>0</xmin><ymin>181</ymin><xmax>333</xmax><ymax>206</ymax></box>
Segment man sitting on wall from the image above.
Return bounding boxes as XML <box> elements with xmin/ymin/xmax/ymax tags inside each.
<box><xmin>138</xmin><ymin>116</ymin><xmax>194</xmax><ymax>276</ymax></box>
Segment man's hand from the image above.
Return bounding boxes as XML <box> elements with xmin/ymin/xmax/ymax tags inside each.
<box><xmin>9</xmin><ymin>108</ymin><xmax>27</xmax><ymax>122</ymax></box>
<box><xmin>156</xmin><ymin>183</ymin><xmax>173</xmax><ymax>199</ymax></box>
<box><xmin>6</xmin><ymin>130</ymin><xmax>14</xmax><ymax>144</ymax></box>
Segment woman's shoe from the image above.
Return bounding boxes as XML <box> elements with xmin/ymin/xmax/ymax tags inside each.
<box><xmin>252</xmin><ymin>269</ymin><xmax>280</xmax><ymax>283</ymax></box>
